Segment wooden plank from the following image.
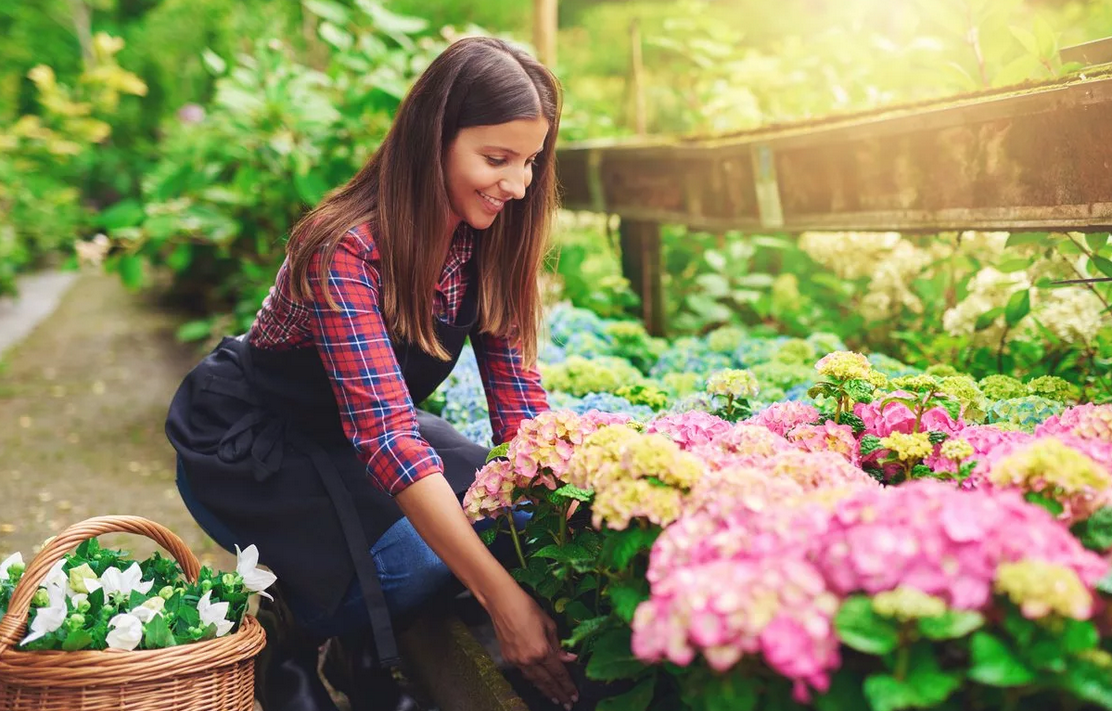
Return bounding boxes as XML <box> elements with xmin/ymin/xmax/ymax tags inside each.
<box><xmin>557</xmin><ymin>72</ymin><xmax>1112</xmax><ymax>232</ymax></box>
<box><xmin>618</xmin><ymin>219</ymin><xmax>666</xmax><ymax>336</ymax></box>
<box><xmin>1062</xmin><ymin>37</ymin><xmax>1112</xmax><ymax>67</ymax></box>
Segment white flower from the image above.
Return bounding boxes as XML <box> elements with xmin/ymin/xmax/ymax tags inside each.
<box><xmin>0</xmin><ymin>552</ymin><xmax>22</xmax><ymax>581</ymax></box>
<box><xmin>20</xmin><ymin>585</ymin><xmax>67</xmax><ymax>646</ymax></box>
<box><xmin>131</xmin><ymin>596</ymin><xmax>165</xmax><ymax>623</ymax></box>
<box><xmin>71</xmin><ymin>593</ymin><xmax>88</xmax><ymax>610</ymax></box>
<box><xmin>235</xmin><ymin>545</ymin><xmax>276</xmax><ymax>599</ymax></box>
<box><xmin>106</xmin><ymin>613</ymin><xmax>144</xmax><ymax>651</ymax></box>
<box><xmin>99</xmin><ymin>562</ymin><xmax>154</xmax><ymax>602</ymax></box>
<box><xmin>42</xmin><ymin>559</ymin><xmax>68</xmax><ymax>594</ymax></box>
<box><xmin>197</xmin><ymin>591</ymin><xmax>235</xmax><ymax>637</ymax></box>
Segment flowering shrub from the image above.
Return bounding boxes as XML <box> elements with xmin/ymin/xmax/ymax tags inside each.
<box><xmin>0</xmin><ymin>540</ymin><xmax>274</xmax><ymax>651</ymax></box>
<box><xmin>458</xmin><ymin>339</ymin><xmax>1112</xmax><ymax>711</ymax></box>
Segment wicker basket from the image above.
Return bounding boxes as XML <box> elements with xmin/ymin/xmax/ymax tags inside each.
<box><xmin>0</xmin><ymin>515</ymin><xmax>267</xmax><ymax>711</ymax></box>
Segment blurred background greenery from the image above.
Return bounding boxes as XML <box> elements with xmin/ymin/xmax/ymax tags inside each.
<box><xmin>1</xmin><ymin>0</ymin><xmax>1110</xmax><ymax>397</ymax></box>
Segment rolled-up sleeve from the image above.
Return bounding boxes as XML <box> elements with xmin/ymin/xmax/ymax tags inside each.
<box><xmin>472</xmin><ymin>326</ymin><xmax>550</xmax><ymax>445</ymax></box>
<box><xmin>306</xmin><ymin>230</ymin><xmax>442</xmax><ymax>495</ymax></box>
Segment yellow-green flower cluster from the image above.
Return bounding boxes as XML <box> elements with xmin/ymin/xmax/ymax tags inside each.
<box><xmin>705</xmin><ymin>369</ymin><xmax>759</xmax><ymax>400</ymax></box>
<box><xmin>865</xmin><ymin>369</ymin><xmax>890</xmax><ymax>390</ymax></box>
<box><xmin>890</xmin><ymin>374</ymin><xmax>939</xmax><ymax>393</ymax></box>
<box><xmin>774</xmin><ymin>339</ymin><xmax>816</xmax><ymax>365</ymax></box>
<box><xmin>938</xmin><ymin>375</ymin><xmax>988</xmax><ymax>423</ymax></box>
<box><xmin>925</xmin><ymin>364</ymin><xmax>959</xmax><ymax>378</ymax></box>
<box><xmin>615</xmin><ymin>383</ymin><xmax>670</xmax><ymax>411</ymax></box>
<box><xmin>871</xmin><ymin>586</ymin><xmax>948</xmax><ymax>622</ymax></box>
<box><xmin>979</xmin><ymin>374</ymin><xmax>1027</xmax><ymax>401</ymax></box>
<box><xmin>540</xmin><ymin>355</ymin><xmax>644</xmax><ymax>397</ymax></box>
<box><xmin>565</xmin><ymin>427</ymin><xmax>704</xmax><ymax>530</ymax></box>
<box><xmin>1025</xmin><ymin>376</ymin><xmax>1078</xmax><ymax>404</ymax></box>
<box><xmin>661</xmin><ymin>372</ymin><xmax>702</xmax><ymax>398</ymax></box>
<box><xmin>994</xmin><ymin>560</ymin><xmax>1092</xmax><ymax>620</ymax></box>
<box><xmin>815</xmin><ymin>351</ymin><xmax>872</xmax><ymax>381</ymax></box>
<box><xmin>987</xmin><ymin>438</ymin><xmax>1110</xmax><ymax>515</ymax></box>
<box><xmin>706</xmin><ymin>325</ymin><xmax>746</xmax><ymax>354</ymax></box>
<box><xmin>878</xmin><ymin>432</ymin><xmax>934</xmax><ymax>462</ymax></box>
<box><xmin>940</xmin><ymin>439</ymin><xmax>975</xmax><ymax>463</ymax></box>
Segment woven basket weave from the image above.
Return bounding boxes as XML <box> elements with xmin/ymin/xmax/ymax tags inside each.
<box><xmin>0</xmin><ymin>516</ymin><xmax>267</xmax><ymax>711</ymax></box>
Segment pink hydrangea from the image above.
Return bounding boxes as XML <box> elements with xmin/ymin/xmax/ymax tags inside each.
<box><xmin>747</xmin><ymin>402</ymin><xmax>820</xmax><ymax>438</ymax></box>
<box><xmin>854</xmin><ymin>391</ymin><xmax>965</xmax><ymax>439</ymax></box>
<box><xmin>925</xmin><ymin>425</ymin><xmax>1034</xmax><ymax>474</ymax></box>
<box><xmin>579</xmin><ymin>409</ymin><xmax>635</xmax><ymax>430</ymax></box>
<box><xmin>815</xmin><ymin>480</ymin><xmax>1107</xmax><ymax>610</ymax></box>
<box><xmin>645</xmin><ymin>411</ymin><xmax>732</xmax><ymax>450</ymax></box>
<box><xmin>462</xmin><ymin>460</ymin><xmax>516</xmax><ymax>522</ymax></box>
<box><xmin>506</xmin><ymin>409</ymin><xmax>628</xmax><ymax>490</ymax></box>
<box><xmin>689</xmin><ymin>423</ymin><xmax>794</xmax><ymax>471</ymax></box>
<box><xmin>786</xmin><ymin>421</ymin><xmax>861</xmax><ymax>466</ymax></box>
<box><xmin>1036</xmin><ymin>403</ymin><xmax>1112</xmax><ymax>443</ymax></box>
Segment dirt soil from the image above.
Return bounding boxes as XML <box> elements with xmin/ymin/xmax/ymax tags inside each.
<box><xmin>0</xmin><ymin>271</ymin><xmax>235</xmax><ymax>572</ymax></box>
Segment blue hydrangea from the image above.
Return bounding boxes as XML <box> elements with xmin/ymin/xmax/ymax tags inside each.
<box><xmin>546</xmin><ymin>303</ymin><xmax>608</xmax><ymax>344</ymax></box>
<box><xmin>540</xmin><ymin>341</ymin><xmax>568</xmax><ymax>364</ymax></box>
<box><xmin>572</xmin><ymin>392</ymin><xmax>654</xmax><ymax>420</ymax></box>
<box><xmin>547</xmin><ymin>391</ymin><xmax>582</xmax><ymax>411</ymax></box>
<box><xmin>732</xmin><ymin>337</ymin><xmax>786</xmax><ymax>368</ymax></box>
<box><xmin>559</xmin><ymin>330</ymin><xmax>613</xmax><ymax>359</ymax></box>
<box><xmin>459</xmin><ymin>419</ymin><xmax>494</xmax><ymax>448</ymax></box>
<box><xmin>441</xmin><ymin>355</ymin><xmax>488</xmax><ymax>427</ymax></box>
<box><xmin>651</xmin><ymin>338</ymin><xmax>732</xmax><ymax>378</ymax></box>
<box><xmin>806</xmin><ymin>332</ymin><xmax>847</xmax><ymax>354</ymax></box>
<box><xmin>867</xmin><ymin>353</ymin><xmax>921</xmax><ymax>379</ymax></box>
<box><xmin>987</xmin><ymin>395</ymin><xmax>1066</xmax><ymax>432</ymax></box>
<box><xmin>784</xmin><ymin>384</ymin><xmax>814</xmax><ymax>402</ymax></box>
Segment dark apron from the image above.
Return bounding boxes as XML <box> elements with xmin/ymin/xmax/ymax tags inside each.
<box><xmin>165</xmin><ymin>265</ymin><xmax>487</xmax><ymax>668</ymax></box>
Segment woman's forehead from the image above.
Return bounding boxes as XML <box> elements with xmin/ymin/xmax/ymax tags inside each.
<box><xmin>459</xmin><ymin>117</ymin><xmax>549</xmax><ymax>153</ymax></box>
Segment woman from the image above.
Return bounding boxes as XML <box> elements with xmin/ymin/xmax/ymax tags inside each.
<box><xmin>166</xmin><ymin>36</ymin><xmax>578</xmax><ymax>711</ymax></box>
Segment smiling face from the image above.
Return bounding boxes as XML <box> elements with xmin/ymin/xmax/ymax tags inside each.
<box><xmin>443</xmin><ymin>116</ymin><xmax>550</xmax><ymax>231</ymax></box>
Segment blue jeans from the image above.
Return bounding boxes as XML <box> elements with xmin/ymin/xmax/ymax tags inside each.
<box><xmin>176</xmin><ymin>458</ymin><xmax>527</xmax><ymax>639</ymax></box>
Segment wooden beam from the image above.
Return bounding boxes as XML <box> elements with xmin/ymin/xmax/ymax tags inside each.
<box><xmin>533</xmin><ymin>0</ymin><xmax>557</xmax><ymax>67</ymax></box>
<box><xmin>1062</xmin><ymin>37</ymin><xmax>1112</xmax><ymax>68</ymax></box>
<box><xmin>619</xmin><ymin>219</ymin><xmax>665</xmax><ymax>336</ymax></box>
<box><xmin>557</xmin><ymin>71</ymin><xmax>1112</xmax><ymax>233</ymax></box>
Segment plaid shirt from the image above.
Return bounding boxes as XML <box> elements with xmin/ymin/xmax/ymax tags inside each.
<box><xmin>249</xmin><ymin>223</ymin><xmax>548</xmax><ymax>495</ymax></box>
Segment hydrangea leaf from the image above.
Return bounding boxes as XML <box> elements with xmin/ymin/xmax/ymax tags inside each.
<box><xmin>834</xmin><ymin>596</ymin><xmax>900</xmax><ymax>655</ymax></box>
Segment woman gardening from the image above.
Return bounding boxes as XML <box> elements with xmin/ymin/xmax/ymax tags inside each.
<box><xmin>166</xmin><ymin>37</ymin><xmax>578</xmax><ymax>711</ymax></box>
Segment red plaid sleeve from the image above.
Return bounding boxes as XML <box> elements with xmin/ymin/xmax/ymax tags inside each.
<box><xmin>472</xmin><ymin>329</ymin><xmax>550</xmax><ymax>445</ymax></box>
<box><xmin>306</xmin><ymin>229</ymin><xmax>443</xmax><ymax>495</ymax></box>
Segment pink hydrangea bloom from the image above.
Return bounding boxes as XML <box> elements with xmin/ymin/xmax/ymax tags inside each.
<box><xmin>854</xmin><ymin>391</ymin><xmax>964</xmax><ymax>439</ymax></box>
<box><xmin>462</xmin><ymin>460</ymin><xmax>516</xmax><ymax>522</ymax></box>
<box><xmin>645</xmin><ymin>411</ymin><xmax>732</xmax><ymax>450</ymax></box>
<box><xmin>1036</xmin><ymin>403</ymin><xmax>1112</xmax><ymax>443</ymax></box>
<box><xmin>507</xmin><ymin>409</ymin><xmax>621</xmax><ymax>490</ymax></box>
<box><xmin>747</xmin><ymin>402</ymin><xmax>820</xmax><ymax>438</ymax></box>
<box><xmin>786</xmin><ymin>421</ymin><xmax>861</xmax><ymax>466</ymax></box>
<box><xmin>925</xmin><ymin>425</ymin><xmax>1033</xmax><ymax>474</ymax></box>
<box><xmin>815</xmin><ymin>480</ymin><xmax>1107</xmax><ymax>610</ymax></box>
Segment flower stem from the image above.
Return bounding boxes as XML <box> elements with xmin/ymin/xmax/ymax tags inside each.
<box><xmin>508</xmin><ymin>518</ymin><xmax>527</xmax><ymax>570</ymax></box>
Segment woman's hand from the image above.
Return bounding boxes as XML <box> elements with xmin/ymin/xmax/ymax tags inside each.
<box><xmin>487</xmin><ymin>582</ymin><xmax>579</xmax><ymax>709</ymax></box>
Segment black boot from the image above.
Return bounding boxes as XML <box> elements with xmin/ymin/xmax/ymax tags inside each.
<box><xmin>254</xmin><ymin>584</ymin><xmax>341</xmax><ymax>711</ymax></box>
<box><xmin>322</xmin><ymin>632</ymin><xmax>422</xmax><ymax>711</ymax></box>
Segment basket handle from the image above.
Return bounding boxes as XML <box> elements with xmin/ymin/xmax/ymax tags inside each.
<box><xmin>0</xmin><ymin>516</ymin><xmax>202</xmax><ymax>655</ymax></box>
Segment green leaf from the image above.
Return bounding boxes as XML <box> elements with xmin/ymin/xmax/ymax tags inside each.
<box><xmin>1096</xmin><ymin>569</ymin><xmax>1112</xmax><ymax>595</ymax></box>
<box><xmin>918</xmin><ymin>609</ymin><xmax>984</xmax><ymax>640</ymax></box>
<box><xmin>974</xmin><ymin>307</ymin><xmax>1004</xmax><ymax>331</ymax></box>
<box><xmin>485</xmin><ymin>443</ymin><xmax>510</xmax><ymax>463</ymax></box>
<box><xmin>1059</xmin><ymin>657</ymin><xmax>1112</xmax><ymax>709</ymax></box>
<box><xmin>176</xmin><ymin>320</ymin><xmax>212</xmax><ymax>343</ymax></box>
<box><xmin>96</xmin><ymin>199</ymin><xmax>145</xmax><ymax>230</ymax></box>
<box><xmin>533</xmin><ymin>543</ymin><xmax>591</xmax><ymax>565</ymax></box>
<box><xmin>859</xmin><ymin>435</ymin><xmax>884</xmax><ymax>457</ymax></box>
<box><xmin>684</xmin><ymin>671</ymin><xmax>758</xmax><ymax>711</ymax></box>
<box><xmin>844</xmin><ymin>379</ymin><xmax>875</xmax><ymax>402</ymax></box>
<box><xmin>117</xmin><ymin>254</ymin><xmax>145</xmax><ymax>290</ymax></box>
<box><xmin>165</xmin><ymin>243</ymin><xmax>193</xmax><ymax>273</ymax></box>
<box><xmin>1091</xmin><ymin>256</ymin><xmax>1112</xmax><ymax>279</ymax></box>
<box><xmin>142</xmin><ymin>614</ymin><xmax>176</xmax><ymax>649</ymax></box>
<box><xmin>293</xmin><ymin>170</ymin><xmax>329</xmax><ymax>205</ymax></box>
<box><xmin>1071</xmin><ymin>507</ymin><xmax>1112</xmax><ymax>551</ymax></box>
<box><xmin>552</xmin><ymin>484</ymin><xmax>594</xmax><ymax>502</ymax></box>
<box><xmin>597</xmin><ymin>675</ymin><xmax>656</xmax><ymax>711</ymax></box>
<box><xmin>1085</xmin><ymin>234</ymin><xmax>1108</xmax><ymax>253</ymax></box>
<box><xmin>863</xmin><ymin>674</ymin><xmax>920</xmax><ymax>711</ymax></box>
<box><xmin>1004</xmin><ymin>289</ymin><xmax>1031</xmax><ymax>327</ymax></box>
<box><xmin>836</xmin><ymin>411</ymin><xmax>866</xmax><ymax>434</ymax></box>
<box><xmin>813</xmin><ymin>668</ymin><xmax>870</xmax><ymax>711</ymax></box>
<box><xmin>302</xmin><ymin>0</ymin><xmax>351</xmax><ymax>24</ymax></box>
<box><xmin>586</xmin><ymin>629</ymin><xmax>647</xmax><ymax>681</ymax></box>
<box><xmin>61</xmin><ymin>628</ymin><xmax>93</xmax><ymax>651</ymax></box>
<box><xmin>968</xmin><ymin>632</ymin><xmax>1036</xmax><ymax>687</ymax></box>
<box><xmin>478</xmin><ymin>525</ymin><xmax>499</xmax><ymax>546</ymax></box>
<box><xmin>608</xmin><ymin>579</ymin><xmax>649</xmax><ymax>623</ymax></box>
<box><xmin>565</xmin><ymin>615</ymin><xmax>612</xmax><ymax>648</ymax></box>
<box><xmin>601</xmin><ymin>526</ymin><xmax>660</xmax><ymax>570</ymax></box>
<box><xmin>1024</xmin><ymin>491</ymin><xmax>1065</xmax><ymax>517</ymax></box>
<box><xmin>834</xmin><ymin>596</ymin><xmax>900</xmax><ymax>655</ymax></box>
<box><xmin>1005</xmin><ymin>233</ymin><xmax>1047</xmax><ymax>248</ymax></box>
<box><xmin>1061</xmin><ymin>619</ymin><xmax>1098</xmax><ymax>654</ymax></box>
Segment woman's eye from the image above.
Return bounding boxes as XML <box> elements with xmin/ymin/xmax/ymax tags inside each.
<box><xmin>485</xmin><ymin>156</ymin><xmax>506</xmax><ymax>167</ymax></box>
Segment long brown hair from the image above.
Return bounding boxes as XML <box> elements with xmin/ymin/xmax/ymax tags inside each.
<box><xmin>287</xmin><ymin>37</ymin><xmax>562</xmax><ymax>365</ymax></box>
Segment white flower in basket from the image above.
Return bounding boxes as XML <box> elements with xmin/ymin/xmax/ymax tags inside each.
<box><xmin>235</xmin><ymin>544</ymin><xmax>277</xmax><ymax>599</ymax></box>
<box><xmin>99</xmin><ymin>562</ymin><xmax>154</xmax><ymax>603</ymax></box>
<box><xmin>198</xmin><ymin>591</ymin><xmax>234</xmax><ymax>637</ymax></box>
<box><xmin>20</xmin><ymin>585</ymin><xmax>66</xmax><ymax>646</ymax></box>
<box><xmin>106</xmin><ymin>613</ymin><xmax>143</xmax><ymax>651</ymax></box>
<box><xmin>0</xmin><ymin>552</ymin><xmax>22</xmax><ymax>581</ymax></box>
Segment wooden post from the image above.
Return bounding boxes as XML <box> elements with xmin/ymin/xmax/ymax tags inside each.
<box><xmin>619</xmin><ymin>219</ymin><xmax>666</xmax><ymax>336</ymax></box>
<box><xmin>629</xmin><ymin>19</ymin><xmax>647</xmax><ymax>136</ymax></box>
<box><xmin>533</xmin><ymin>0</ymin><xmax>557</xmax><ymax>67</ymax></box>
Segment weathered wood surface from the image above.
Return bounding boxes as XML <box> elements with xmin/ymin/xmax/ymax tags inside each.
<box><xmin>556</xmin><ymin>71</ymin><xmax>1112</xmax><ymax>233</ymax></box>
